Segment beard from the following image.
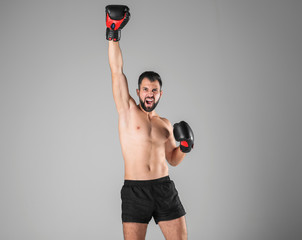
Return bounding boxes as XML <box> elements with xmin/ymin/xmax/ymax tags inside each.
<box><xmin>139</xmin><ymin>96</ymin><xmax>161</xmax><ymax>112</ymax></box>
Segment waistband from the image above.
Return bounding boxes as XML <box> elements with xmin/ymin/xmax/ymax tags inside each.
<box><xmin>124</xmin><ymin>175</ymin><xmax>170</xmax><ymax>186</ymax></box>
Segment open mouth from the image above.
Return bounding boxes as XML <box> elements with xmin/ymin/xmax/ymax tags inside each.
<box><xmin>145</xmin><ymin>98</ymin><xmax>154</xmax><ymax>107</ymax></box>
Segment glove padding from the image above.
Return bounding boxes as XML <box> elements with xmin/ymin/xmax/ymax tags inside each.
<box><xmin>173</xmin><ymin>121</ymin><xmax>194</xmax><ymax>153</ymax></box>
<box><xmin>105</xmin><ymin>5</ymin><xmax>130</xmax><ymax>41</ymax></box>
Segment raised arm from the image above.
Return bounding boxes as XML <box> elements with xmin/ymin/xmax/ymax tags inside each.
<box><xmin>108</xmin><ymin>41</ymin><xmax>131</xmax><ymax>113</ymax></box>
<box><xmin>106</xmin><ymin>5</ymin><xmax>133</xmax><ymax>113</ymax></box>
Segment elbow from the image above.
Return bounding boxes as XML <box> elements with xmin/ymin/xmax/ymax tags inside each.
<box><xmin>169</xmin><ymin>162</ymin><xmax>176</xmax><ymax>167</ymax></box>
<box><xmin>168</xmin><ymin>159</ymin><xmax>178</xmax><ymax>167</ymax></box>
<box><xmin>167</xmin><ymin>149</ymin><xmax>178</xmax><ymax>167</ymax></box>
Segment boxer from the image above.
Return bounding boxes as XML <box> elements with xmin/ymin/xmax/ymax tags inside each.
<box><xmin>106</xmin><ymin>5</ymin><xmax>194</xmax><ymax>240</ymax></box>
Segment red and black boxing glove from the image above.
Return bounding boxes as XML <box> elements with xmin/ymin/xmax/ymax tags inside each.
<box><xmin>173</xmin><ymin>121</ymin><xmax>194</xmax><ymax>153</ymax></box>
<box><xmin>105</xmin><ymin>5</ymin><xmax>130</xmax><ymax>41</ymax></box>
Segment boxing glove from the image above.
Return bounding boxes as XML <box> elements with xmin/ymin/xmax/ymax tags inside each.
<box><xmin>173</xmin><ymin>121</ymin><xmax>194</xmax><ymax>153</ymax></box>
<box><xmin>105</xmin><ymin>5</ymin><xmax>130</xmax><ymax>41</ymax></box>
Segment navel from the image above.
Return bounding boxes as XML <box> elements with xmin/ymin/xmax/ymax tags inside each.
<box><xmin>137</xmin><ymin>126</ymin><xmax>140</xmax><ymax>130</ymax></box>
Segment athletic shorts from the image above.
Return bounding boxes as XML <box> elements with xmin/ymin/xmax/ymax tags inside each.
<box><xmin>120</xmin><ymin>175</ymin><xmax>186</xmax><ymax>224</ymax></box>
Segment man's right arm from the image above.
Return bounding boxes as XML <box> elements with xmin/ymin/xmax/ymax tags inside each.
<box><xmin>108</xmin><ymin>41</ymin><xmax>132</xmax><ymax>113</ymax></box>
<box><xmin>106</xmin><ymin>5</ymin><xmax>134</xmax><ymax>113</ymax></box>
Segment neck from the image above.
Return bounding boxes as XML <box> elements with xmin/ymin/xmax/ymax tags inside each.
<box><xmin>138</xmin><ymin>104</ymin><xmax>157</xmax><ymax>117</ymax></box>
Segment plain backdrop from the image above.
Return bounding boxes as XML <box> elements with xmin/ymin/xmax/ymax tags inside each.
<box><xmin>0</xmin><ymin>0</ymin><xmax>301</xmax><ymax>239</ymax></box>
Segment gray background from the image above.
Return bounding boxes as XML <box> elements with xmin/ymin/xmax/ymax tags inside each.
<box><xmin>0</xmin><ymin>0</ymin><xmax>301</xmax><ymax>239</ymax></box>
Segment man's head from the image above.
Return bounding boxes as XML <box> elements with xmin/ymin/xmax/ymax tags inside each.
<box><xmin>136</xmin><ymin>71</ymin><xmax>163</xmax><ymax>113</ymax></box>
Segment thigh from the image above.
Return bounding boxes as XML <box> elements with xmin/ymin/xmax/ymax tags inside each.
<box><xmin>121</xmin><ymin>184</ymin><xmax>154</xmax><ymax>224</ymax></box>
<box><xmin>158</xmin><ymin>216</ymin><xmax>187</xmax><ymax>240</ymax></box>
<box><xmin>123</xmin><ymin>222</ymin><xmax>148</xmax><ymax>240</ymax></box>
<box><xmin>153</xmin><ymin>180</ymin><xmax>186</xmax><ymax>224</ymax></box>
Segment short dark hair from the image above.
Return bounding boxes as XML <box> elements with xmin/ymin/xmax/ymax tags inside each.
<box><xmin>138</xmin><ymin>71</ymin><xmax>162</xmax><ymax>90</ymax></box>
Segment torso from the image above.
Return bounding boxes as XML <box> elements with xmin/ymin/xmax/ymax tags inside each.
<box><xmin>118</xmin><ymin>101</ymin><xmax>170</xmax><ymax>180</ymax></box>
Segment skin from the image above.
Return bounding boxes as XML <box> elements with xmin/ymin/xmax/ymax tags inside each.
<box><xmin>109</xmin><ymin>40</ymin><xmax>188</xmax><ymax>240</ymax></box>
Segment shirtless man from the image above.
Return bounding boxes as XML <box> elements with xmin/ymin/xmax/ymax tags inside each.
<box><xmin>106</xmin><ymin>5</ymin><xmax>194</xmax><ymax>240</ymax></box>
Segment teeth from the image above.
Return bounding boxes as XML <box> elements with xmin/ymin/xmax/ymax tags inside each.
<box><xmin>146</xmin><ymin>99</ymin><xmax>153</xmax><ymax>106</ymax></box>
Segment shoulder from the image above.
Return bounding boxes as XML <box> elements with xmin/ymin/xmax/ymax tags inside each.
<box><xmin>160</xmin><ymin>117</ymin><xmax>173</xmax><ymax>129</ymax></box>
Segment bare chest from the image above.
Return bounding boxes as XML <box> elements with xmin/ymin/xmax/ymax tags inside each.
<box><xmin>119</xmin><ymin>109</ymin><xmax>170</xmax><ymax>144</ymax></box>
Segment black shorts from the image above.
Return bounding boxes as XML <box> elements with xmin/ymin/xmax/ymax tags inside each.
<box><xmin>121</xmin><ymin>176</ymin><xmax>186</xmax><ymax>224</ymax></box>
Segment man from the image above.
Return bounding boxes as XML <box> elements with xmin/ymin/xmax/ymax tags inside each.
<box><xmin>106</xmin><ymin>5</ymin><xmax>194</xmax><ymax>240</ymax></box>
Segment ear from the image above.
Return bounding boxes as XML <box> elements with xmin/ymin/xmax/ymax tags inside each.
<box><xmin>136</xmin><ymin>89</ymin><xmax>139</xmax><ymax>96</ymax></box>
<box><xmin>160</xmin><ymin>90</ymin><xmax>163</xmax><ymax>97</ymax></box>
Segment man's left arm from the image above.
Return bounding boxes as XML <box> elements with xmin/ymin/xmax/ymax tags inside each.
<box><xmin>164</xmin><ymin>119</ymin><xmax>194</xmax><ymax>166</ymax></box>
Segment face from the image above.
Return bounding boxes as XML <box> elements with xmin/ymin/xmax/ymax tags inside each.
<box><xmin>136</xmin><ymin>78</ymin><xmax>163</xmax><ymax>112</ymax></box>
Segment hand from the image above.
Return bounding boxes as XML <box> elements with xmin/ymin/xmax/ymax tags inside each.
<box><xmin>105</xmin><ymin>5</ymin><xmax>130</xmax><ymax>41</ymax></box>
<box><xmin>173</xmin><ymin>121</ymin><xmax>194</xmax><ymax>153</ymax></box>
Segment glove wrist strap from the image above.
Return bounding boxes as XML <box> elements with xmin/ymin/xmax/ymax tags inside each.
<box><xmin>180</xmin><ymin>145</ymin><xmax>191</xmax><ymax>153</ymax></box>
<box><xmin>106</xmin><ymin>28</ymin><xmax>121</xmax><ymax>41</ymax></box>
